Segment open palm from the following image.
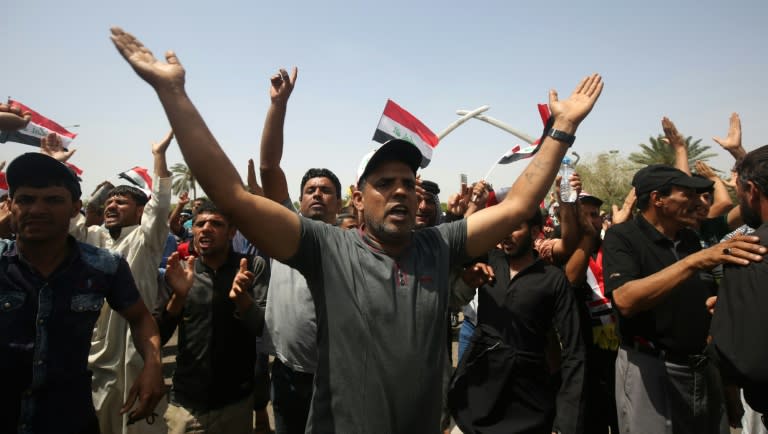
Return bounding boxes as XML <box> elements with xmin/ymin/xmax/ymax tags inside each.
<box><xmin>111</xmin><ymin>27</ymin><xmax>185</xmax><ymax>90</ymax></box>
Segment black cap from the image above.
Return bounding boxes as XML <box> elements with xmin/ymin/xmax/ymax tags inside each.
<box><xmin>6</xmin><ymin>153</ymin><xmax>82</xmax><ymax>200</ymax></box>
<box><xmin>578</xmin><ymin>192</ymin><xmax>604</xmax><ymax>207</ymax></box>
<box><xmin>632</xmin><ymin>164</ymin><xmax>713</xmax><ymax>197</ymax></box>
<box><xmin>356</xmin><ymin>139</ymin><xmax>422</xmax><ymax>187</ymax></box>
<box><xmin>421</xmin><ymin>180</ymin><xmax>440</xmax><ymax>196</ymax></box>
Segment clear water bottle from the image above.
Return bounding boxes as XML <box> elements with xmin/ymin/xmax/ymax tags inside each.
<box><xmin>559</xmin><ymin>157</ymin><xmax>577</xmax><ymax>203</ymax></box>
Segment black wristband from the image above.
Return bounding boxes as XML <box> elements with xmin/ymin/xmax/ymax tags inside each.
<box><xmin>547</xmin><ymin>128</ymin><xmax>576</xmax><ymax>146</ymax></box>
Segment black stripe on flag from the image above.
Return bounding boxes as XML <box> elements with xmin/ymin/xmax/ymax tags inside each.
<box><xmin>372</xmin><ymin>129</ymin><xmax>398</xmax><ymax>145</ymax></box>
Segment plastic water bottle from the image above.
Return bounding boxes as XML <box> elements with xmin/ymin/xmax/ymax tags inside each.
<box><xmin>559</xmin><ymin>157</ymin><xmax>577</xmax><ymax>203</ymax></box>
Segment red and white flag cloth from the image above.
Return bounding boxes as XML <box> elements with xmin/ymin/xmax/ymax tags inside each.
<box><xmin>372</xmin><ymin>99</ymin><xmax>439</xmax><ymax>168</ymax></box>
<box><xmin>118</xmin><ymin>167</ymin><xmax>153</xmax><ymax>198</ymax></box>
<box><xmin>0</xmin><ymin>172</ymin><xmax>8</xmax><ymax>197</ymax></box>
<box><xmin>0</xmin><ymin>99</ymin><xmax>77</xmax><ymax>149</ymax></box>
<box><xmin>494</xmin><ymin>104</ymin><xmax>551</xmax><ymax>165</ymax></box>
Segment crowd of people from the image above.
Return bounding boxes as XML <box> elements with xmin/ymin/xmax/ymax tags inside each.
<box><xmin>1</xmin><ymin>26</ymin><xmax>767</xmax><ymax>434</ymax></box>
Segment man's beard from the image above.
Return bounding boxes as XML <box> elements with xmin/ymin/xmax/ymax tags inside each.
<box><xmin>740</xmin><ymin>197</ymin><xmax>763</xmax><ymax>229</ymax></box>
<box><xmin>504</xmin><ymin>232</ymin><xmax>533</xmax><ymax>259</ymax></box>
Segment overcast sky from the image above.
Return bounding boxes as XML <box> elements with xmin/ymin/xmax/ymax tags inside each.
<box><xmin>3</xmin><ymin>0</ymin><xmax>767</xmax><ymax>203</ymax></box>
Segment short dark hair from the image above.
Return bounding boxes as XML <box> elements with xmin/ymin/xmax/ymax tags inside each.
<box><xmin>335</xmin><ymin>212</ymin><xmax>356</xmax><ymax>226</ymax></box>
<box><xmin>735</xmin><ymin>144</ymin><xmax>768</xmax><ymax>196</ymax></box>
<box><xmin>192</xmin><ymin>199</ymin><xmax>223</xmax><ymax>222</ymax></box>
<box><xmin>300</xmin><ymin>168</ymin><xmax>342</xmax><ymax>199</ymax></box>
<box><xmin>108</xmin><ymin>185</ymin><xmax>149</xmax><ymax>206</ymax></box>
<box><xmin>637</xmin><ymin>185</ymin><xmax>672</xmax><ymax>211</ymax></box>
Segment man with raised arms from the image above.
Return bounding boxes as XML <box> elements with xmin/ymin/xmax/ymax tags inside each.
<box><xmin>110</xmin><ymin>26</ymin><xmax>602</xmax><ymax>433</ymax></box>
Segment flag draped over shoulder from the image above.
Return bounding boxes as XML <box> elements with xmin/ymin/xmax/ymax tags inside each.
<box><xmin>493</xmin><ymin>104</ymin><xmax>551</xmax><ymax>165</ymax></box>
<box><xmin>0</xmin><ymin>99</ymin><xmax>77</xmax><ymax>148</ymax></box>
<box><xmin>118</xmin><ymin>167</ymin><xmax>153</xmax><ymax>198</ymax></box>
<box><xmin>373</xmin><ymin>99</ymin><xmax>439</xmax><ymax>168</ymax></box>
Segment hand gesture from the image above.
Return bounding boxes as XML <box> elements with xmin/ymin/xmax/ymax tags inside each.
<box><xmin>269</xmin><ymin>67</ymin><xmax>298</xmax><ymax>105</ymax></box>
<box><xmin>705</xmin><ymin>296</ymin><xmax>717</xmax><ymax>315</ymax></box>
<box><xmin>40</xmin><ymin>132</ymin><xmax>76</xmax><ymax>162</ymax></box>
<box><xmin>177</xmin><ymin>191</ymin><xmax>190</xmax><ymax>207</ymax></box>
<box><xmin>121</xmin><ymin>361</ymin><xmax>165</xmax><ymax>423</ymax></box>
<box><xmin>611</xmin><ymin>188</ymin><xmax>636</xmax><ymax>225</ymax></box>
<box><xmin>690</xmin><ymin>235</ymin><xmax>766</xmax><ymax>270</ymax></box>
<box><xmin>723</xmin><ymin>171</ymin><xmax>738</xmax><ymax>189</ymax></box>
<box><xmin>0</xmin><ymin>102</ymin><xmax>32</xmax><ymax>132</ymax></box>
<box><xmin>461</xmin><ymin>262</ymin><xmax>496</xmax><ymax>288</ymax></box>
<box><xmin>447</xmin><ymin>183</ymin><xmax>471</xmax><ymax>217</ymax></box>
<box><xmin>661</xmin><ymin>117</ymin><xmax>685</xmax><ymax>149</ymax></box>
<box><xmin>548</xmin><ymin>73</ymin><xmax>603</xmax><ymax>131</ymax></box>
<box><xmin>230</xmin><ymin>258</ymin><xmax>255</xmax><ymax>312</ymax></box>
<box><xmin>151</xmin><ymin>129</ymin><xmax>174</xmax><ymax>155</ymax></box>
<box><xmin>164</xmin><ymin>252</ymin><xmax>195</xmax><ymax>298</ymax></box>
<box><xmin>694</xmin><ymin>160</ymin><xmax>718</xmax><ymax>181</ymax></box>
<box><xmin>713</xmin><ymin>113</ymin><xmax>742</xmax><ymax>152</ymax></box>
<box><xmin>110</xmin><ymin>27</ymin><xmax>185</xmax><ymax>91</ymax></box>
<box><xmin>468</xmin><ymin>180</ymin><xmax>490</xmax><ymax>210</ymax></box>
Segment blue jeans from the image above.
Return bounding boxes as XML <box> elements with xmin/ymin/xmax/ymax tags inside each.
<box><xmin>457</xmin><ymin>319</ymin><xmax>475</xmax><ymax>363</ymax></box>
<box><xmin>271</xmin><ymin>358</ymin><xmax>314</xmax><ymax>434</ymax></box>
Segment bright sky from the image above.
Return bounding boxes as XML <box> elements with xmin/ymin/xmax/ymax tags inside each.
<box><xmin>3</xmin><ymin>0</ymin><xmax>767</xmax><ymax>204</ymax></box>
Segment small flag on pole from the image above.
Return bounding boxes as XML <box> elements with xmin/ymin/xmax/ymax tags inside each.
<box><xmin>373</xmin><ymin>99</ymin><xmax>438</xmax><ymax>168</ymax></box>
<box><xmin>0</xmin><ymin>99</ymin><xmax>77</xmax><ymax>149</ymax></box>
<box><xmin>118</xmin><ymin>167</ymin><xmax>153</xmax><ymax>198</ymax></box>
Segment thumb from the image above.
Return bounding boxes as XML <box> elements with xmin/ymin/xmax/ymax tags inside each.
<box><xmin>64</xmin><ymin>148</ymin><xmax>77</xmax><ymax>159</ymax></box>
<box><xmin>239</xmin><ymin>258</ymin><xmax>248</xmax><ymax>273</ymax></box>
<box><xmin>548</xmin><ymin>89</ymin><xmax>558</xmax><ymax>107</ymax></box>
<box><xmin>165</xmin><ymin>50</ymin><xmax>182</xmax><ymax>66</ymax></box>
<box><xmin>186</xmin><ymin>256</ymin><xmax>196</xmax><ymax>269</ymax></box>
<box><xmin>712</xmin><ymin>136</ymin><xmax>724</xmax><ymax>146</ymax></box>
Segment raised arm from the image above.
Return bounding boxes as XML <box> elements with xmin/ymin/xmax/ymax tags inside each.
<box><xmin>168</xmin><ymin>191</ymin><xmax>190</xmax><ymax>237</ymax></box>
<box><xmin>152</xmin><ymin>129</ymin><xmax>173</xmax><ymax>178</ymax></box>
<box><xmin>464</xmin><ymin>74</ymin><xmax>603</xmax><ymax>258</ymax></box>
<box><xmin>110</xmin><ymin>27</ymin><xmax>300</xmax><ymax>260</ymax></box>
<box><xmin>694</xmin><ymin>160</ymin><xmax>733</xmax><ymax>218</ymax></box>
<box><xmin>662</xmin><ymin>117</ymin><xmax>690</xmax><ymax>175</ymax></box>
<box><xmin>713</xmin><ymin>113</ymin><xmax>746</xmax><ymax>161</ymax></box>
<box><xmin>260</xmin><ymin>67</ymin><xmax>298</xmax><ymax>202</ymax></box>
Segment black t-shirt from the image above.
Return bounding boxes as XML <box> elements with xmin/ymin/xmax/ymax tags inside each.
<box><xmin>603</xmin><ymin>215</ymin><xmax>717</xmax><ymax>355</ymax></box>
<box><xmin>710</xmin><ymin>222</ymin><xmax>768</xmax><ymax>384</ymax></box>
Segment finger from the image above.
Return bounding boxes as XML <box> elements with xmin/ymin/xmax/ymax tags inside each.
<box><xmin>548</xmin><ymin>89</ymin><xmax>559</xmax><ymax>106</ymax></box>
<box><xmin>730</xmin><ymin>112</ymin><xmax>741</xmax><ymax>132</ymax></box>
<box><xmin>121</xmin><ymin>383</ymin><xmax>139</xmax><ymax>414</ymax></box>
<box><xmin>583</xmin><ymin>73</ymin><xmax>601</xmax><ymax>96</ymax></box>
<box><xmin>165</xmin><ymin>50</ymin><xmax>181</xmax><ymax>66</ymax></box>
<box><xmin>712</xmin><ymin>136</ymin><xmax>724</xmax><ymax>146</ymax></box>
<box><xmin>186</xmin><ymin>256</ymin><xmax>196</xmax><ymax>269</ymax></box>
<box><xmin>64</xmin><ymin>148</ymin><xmax>77</xmax><ymax>159</ymax></box>
<box><xmin>130</xmin><ymin>392</ymin><xmax>150</xmax><ymax>419</ymax></box>
<box><xmin>571</xmin><ymin>75</ymin><xmax>589</xmax><ymax>95</ymax></box>
<box><xmin>289</xmin><ymin>66</ymin><xmax>298</xmax><ymax>85</ymax></box>
<box><xmin>239</xmin><ymin>257</ymin><xmax>248</xmax><ymax>273</ymax></box>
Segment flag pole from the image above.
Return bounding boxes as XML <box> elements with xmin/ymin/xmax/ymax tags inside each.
<box><xmin>455</xmin><ymin>110</ymin><xmax>537</xmax><ymax>144</ymax></box>
<box><xmin>437</xmin><ymin>105</ymin><xmax>489</xmax><ymax>141</ymax></box>
<box><xmin>482</xmin><ymin>162</ymin><xmax>499</xmax><ymax>181</ymax></box>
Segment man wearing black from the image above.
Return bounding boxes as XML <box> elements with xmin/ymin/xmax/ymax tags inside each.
<box><xmin>710</xmin><ymin>145</ymin><xmax>768</xmax><ymax>425</ymax></box>
<box><xmin>603</xmin><ymin>164</ymin><xmax>765</xmax><ymax>433</ymax></box>
<box><xmin>450</xmin><ymin>211</ymin><xmax>585</xmax><ymax>434</ymax></box>
<box><xmin>156</xmin><ymin>200</ymin><xmax>269</xmax><ymax>433</ymax></box>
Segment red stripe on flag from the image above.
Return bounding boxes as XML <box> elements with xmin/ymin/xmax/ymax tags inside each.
<box><xmin>9</xmin><ymin>100</ymin><xmax>76</xmax><ymax>140</ymax></box>
<box><xmin>537</xmin><ymin>103</ymin><xmax>550</xmax><ymax>125</ymax></box>
<box><xmin>382</xmin><ymin>100</ymin><xmax>438</xmax><ymax>148</ymax></box>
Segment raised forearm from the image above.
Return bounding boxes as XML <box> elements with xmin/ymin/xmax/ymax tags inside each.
<box><xmin>552</xmin><ymin>202</ymin><xmax>581</xmax><ymax>264</ymax></box>
<box><xmin>259</xmin><ymin>102</ymin><xmax>290</xmax><ymax>201</ymax></box>
<box><xmin>674</xmin><ymin>147</ymin><xmax>691</xmax><ymax>176</ymax></box>
<box><xmin>564</xmin><ymin>235</ymin><xmax>596</xmax><ymax>285</ymax></box>
<box><xmin>708</xmin><ymin>177</ymin><xmax>734</xmax><ymax>218</ymax></box>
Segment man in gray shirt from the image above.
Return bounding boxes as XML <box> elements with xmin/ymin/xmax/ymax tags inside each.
<box><xmin>111</xmin><ymin>26</ymin><xmax>604</xmax><ymax>432</ymax></box>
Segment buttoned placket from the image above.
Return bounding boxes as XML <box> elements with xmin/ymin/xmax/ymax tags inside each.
<box><xmin>18</xmin><ymin>282</ymin><xmax>53</xmax><ymax>434</ymax></box>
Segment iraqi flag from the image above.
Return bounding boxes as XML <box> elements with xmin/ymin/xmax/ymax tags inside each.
<box><xmin>493</xmin><ymin>104</ymin><xmax>552</xmax><ymax>165</ymax></box>
<box><xmin>0</xmin><ymin>99</ymin><xmax>77</xmax><ymax>149</ymax></box>
<box><xmin>372</xmin><ymin>99</ymin><xmax>438</xmax><ymax>168</ymax></box>
<box><xmin>118</xmin><ymin>167</ymin><xmax>153</xmax><ymax>198</ymax></box>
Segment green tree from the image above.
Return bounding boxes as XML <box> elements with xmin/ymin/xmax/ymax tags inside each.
<box><xmin>576</xmin><ymin>151</ymin><xmax>637</xmax><ymax>211</ymax></box>
<box><xmin>171</xmin><ymin>162</ymin><xmax>198</xmax><ymax>199</ymax></box>
<box><xmin>628</xmin><ymin>135</ymin><xmax>717</xmax><ymax>167</ymax></box>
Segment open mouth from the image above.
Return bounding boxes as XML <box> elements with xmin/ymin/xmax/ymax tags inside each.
<box><xmin>387</xmin><ymin>205</ymin><xmax>409</xmax><ymax>221</ymax></box>
<box><xmin>198</xmin><ymin>237</ymin><xmax>212</xmax><ymax>248</ymax></box>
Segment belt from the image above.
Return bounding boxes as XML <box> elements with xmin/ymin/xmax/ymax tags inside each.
<box><xmin>622</xmin><ymin>339</ymin><xmax>702</xmax><ymax>367</ymax></box>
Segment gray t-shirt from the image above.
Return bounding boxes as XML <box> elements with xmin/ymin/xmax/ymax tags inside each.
<box><xmin>285</xmin><ymin>217</ymin><xmax>468</xmax><ymax>434</ymax></box>
<box><xmin>261</xmin><ymin>199</ymin><xmax>318</xmax><ymax>372</ymax></box>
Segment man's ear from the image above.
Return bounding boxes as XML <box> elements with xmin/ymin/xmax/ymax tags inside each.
<box><xmin>72</xmin><ymin>200</ymin><xmax>83</xmax><ymax>218</ymax></box>
<box><xmin>352</xmin><ymin>189</ymin><xmax>364</xmax><ymax>212</ymax></box>
<box><xmin>650</xmin><ymin>191</ymin><xmax>664</xmax><ymax>208</ymax></box>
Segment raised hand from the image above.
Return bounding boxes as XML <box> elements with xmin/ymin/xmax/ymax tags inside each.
<box><xmin>230</xmin><ymin>258</ymin><xmax>255</xmax><ymax>312</ymax></box>
<box><xmin>461</xmin><ymin>262</ymin><xmax>496</xmax><ymax>288</ymax></box>
<box><xmin>611</xmin><ymin>187</ymin><xmax>636</xmax><ymax>225</ymax></box>
<box><xmin>548</xmin><ymin>74</ymin><xmax>604</xmax><ymax>132</ymax></box>
<box><xmin>661</xmin><ymin>117</ymin><xmax>686</xmax><ymax>149</ymax></box>
<box><xmin>713</xmin><ymin>113</ymin><xmax>742</xmax><ymax>152</ymax></box>
<box><xmin>269</xmin><ymin>67</ymin><xmax>298</xmax><ymax>106</ymax></box>
<box><xmin>164</xmin><ymin>252</ymin><xmax>195</xmax><ymax>298</ymax></box>
<box><xmin>40</xmin><ymin>132</ymin><xmax>76</xmax><ymax>162</ymax></box>
<box><xmin>110</xmin><ymin>27</ymin><xmax>185</xmax><ymax>91</ymax></box>
<box><xmin>0</xmin><ymin>102</ymin><xmax>32</xmax><ymax>131</ymax></box>
<box><xmin>151</xmin><ymin>129</ymin><xmax>174</xmax><ymax>155</ymax></box>
<box><xmin>694</xmin><ymin>160</ymin><xmax>718</xmax><ymax>181</ymax></box>
<box><xmin>447</xmin><ymin>183</ymin><xmax>471</xmax><ymax>217</ymax></box>
<box><xmin>177</xmin><ymin>191</ymin><xmax>190</xmax><ymax>207</ymax></box>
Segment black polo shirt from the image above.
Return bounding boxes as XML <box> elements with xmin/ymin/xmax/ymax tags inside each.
<box><xmin>603</xmin><ymin>215</ymin><xmax>716</xmax><ymax>355</ymax></box>
<box><xmin>710</xmin><ymin>222</ymin><xmax>768</xmax><ymax>384</ymax></box>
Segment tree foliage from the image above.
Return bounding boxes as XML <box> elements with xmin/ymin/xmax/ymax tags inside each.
<box><xmin>628</xmin><ymin>135</ymin><xmax>717</xmax><ymax>167</ymax></box>
<box><xmin>171</xmin><ymin>163</ymin><xmax>198</xmax><ymax>199</ymax></box>
<box><xmin>576</xmin><ymin>152</ymin><xmax>637</xmax><ymax>211</ymax></box>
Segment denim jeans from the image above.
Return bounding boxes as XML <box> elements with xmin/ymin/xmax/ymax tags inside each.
<box><xmin>457</xmin><ymin>319</ymin><xmax>475</xmax><ymax>363</ymax></box>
